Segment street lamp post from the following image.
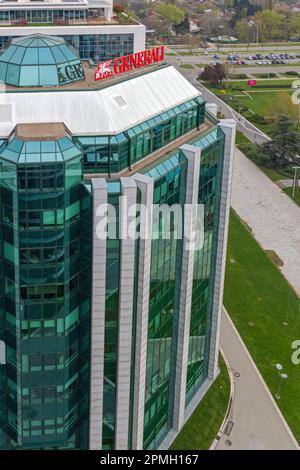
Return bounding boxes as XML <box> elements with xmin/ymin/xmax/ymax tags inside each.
<box><xmin>292</xmin><ymin>165</ymin><xmax>300</xmax><ymax>199</ymax></box>
<box><xmin>275</xmin><ymin>363</ymin><xmax>288</xmax><ymax>399</ymax></box>
<box><xmin>251</xmin><ymin>22</ymin><xmax>259</xmax><ymax>44</ymax></box>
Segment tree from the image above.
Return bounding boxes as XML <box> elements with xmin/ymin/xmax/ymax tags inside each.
<box><xmin>291</xmin><ymin>14</ymin><xmax>300</xmax><ymax>37</ymax></box>
<box><xmin>235</xmin><ymin>20</ymin><xmax>251</xmax><ymax>42</ymax></box>
<box><xmin>253</xmin><ymin>10</ymin><xmax>285</xmax><ymax>41</ymax></box>
<box><xmin>154</xmin><ymin>3</ymin><xmax>186</xmax><ymax>26</ymax></box>
<box><xmin>174</xmin><ymin>14</ymin><xmax>190</xmax><ymax>35</ymax></box>
<box><xmin>261</xmin><ymin>115</ymin><xmax>300</xmax><ymax>168</ymax></box>
<box><xmin>200</xmin><ymin>63</ymin><xmax>229</xmax><ymax>85</ymax></box>
<box><xmin>265</xmin><ymin>92</ymin><xmax>300</xmax><ymax>129</ymax></box>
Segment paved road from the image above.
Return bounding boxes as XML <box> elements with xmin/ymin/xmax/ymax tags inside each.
<box><xmin>166</xmin><ymin>50</ymin><xmax>300</xmax><ymax>74</ymax></box>
<box><xmin>232</xmin><ymin>147</ymin><xmax>300</xmax><ymax>297</ymax></box>
<box><xmin>216</xmin><ymin>310</ymin><xmax>299</xmax><ymax>450</ymax></box>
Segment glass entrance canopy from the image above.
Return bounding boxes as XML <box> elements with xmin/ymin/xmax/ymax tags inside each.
<box><xmin>0</xmin><ymin>34</ymin><xmax>85</xmax><ymax>87</ymax></box>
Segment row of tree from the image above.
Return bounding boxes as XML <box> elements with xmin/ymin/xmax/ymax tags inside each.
<box><xmin>236</xmin><ymin>10</ymin><xmax>300</xmax><ymax>42</ymax></box>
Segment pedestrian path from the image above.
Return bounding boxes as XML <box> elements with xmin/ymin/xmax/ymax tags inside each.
<box><xmin>231</xmin><ymin>147</ymin><xmax>300</xmax><ymax>297</ymax></box>
<box><xmin>216</xmin><ymin>309</ymin><xmax>299</xmax><ymax>450</ymax></box>
<box><xmin>277</xmin><ymin>179</ymin><xmax>294</xmax><ymax>189</ymax></box>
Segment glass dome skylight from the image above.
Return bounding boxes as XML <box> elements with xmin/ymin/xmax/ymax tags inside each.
<box><xmin>0</xmin><ymin>34</ymin><xmax>85</xmax><ymax>87</ymax></box>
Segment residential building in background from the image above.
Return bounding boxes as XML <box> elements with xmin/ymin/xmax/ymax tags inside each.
<box><xmin>0</xmin><ymin>21</ymin><xmax>235</xmax><ymax>450</ymax></box>
<box><xmin>0</xmin><ymin>0</ymin><xmax>145</xmax><ymax>62</ymax></box>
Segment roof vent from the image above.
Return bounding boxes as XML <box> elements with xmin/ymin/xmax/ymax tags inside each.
<box><xmin>114</xmin><ymin>95</ymin><xmax>127</xmax><ymax>107</ymax></box>
<box><xmin>0</xmin><ymin>104</ymin><xmax>11</xmax><ymax>122</ymax></box>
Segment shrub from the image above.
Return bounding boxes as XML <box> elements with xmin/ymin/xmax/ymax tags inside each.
<box><xmin>255</xmin><ymin>73</ymin><xmax>277</xmax><ymax>78</ymax></box>
<box><xmin>229</xmin><ymin>73</ymin><xmax>248</xmax><ymax>79</ymax></box>
<box><xmin>284</xmin><ymin>71</ymin><xmax>298</xmax><ymax>76</ymax></box>
<box><xmin>248</xmin><ymin>114</ymin><xmax>268</xmax><ymax>125</ymax></box>
<box><xmin>113</xmin><ymin>3</ymin><xmax>125</xmax><ymax>14</ymax></box>
<box><xmin>255</xmin><ymin>84</ymin><xmax>292</xmax><ymax>89</ymax></box>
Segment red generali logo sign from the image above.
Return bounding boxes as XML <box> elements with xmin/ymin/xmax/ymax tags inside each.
<box><xmin>94</xmin><ymin>46</ymin><xmax>166</xmax><ymax>81</ymax></box>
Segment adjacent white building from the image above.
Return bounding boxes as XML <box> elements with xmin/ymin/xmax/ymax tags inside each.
<box><xmin>0</xmin><ymin>0</ymin><xmax>145</xmax><ymax>62</ymax></box>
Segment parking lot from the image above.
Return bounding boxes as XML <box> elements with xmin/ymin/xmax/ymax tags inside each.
<box><xmin>221</xmin><ymin>52</ymin><xmax>300</xmax><ymax>66</ymax></box>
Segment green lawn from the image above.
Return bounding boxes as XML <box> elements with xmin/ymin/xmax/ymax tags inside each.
<box><xmin>170</xmin><ymin>355</ymin><xmax>230</xmax><ymax>450</ymax></box>
<box><xmin>283</xmin><ymin>186</ymin><xmax>300</xmax><ymax>207</ymax></box>
<box><xmin>235</xmin><ymin>130</ymin><xmax>252</xmax><ymax>147</ymax></box>
<box><xmin>224</xmin><ymin>210</ymin><xmax>300</xmax><ymax>444</ymax></box>
<box><xmin>179</xmin><ymin>63</ymin><xmax>195</xmax><ymax>69</ymax></box>
<box><xmin>260</xmin><ymin>167</ymin><xmax>286</xmax><ymax>182</ymax></box>
<box><xmin>205</xmin><ymin>81</ymin><xmax>295</xmax><ymax>135</ymax></box>
<box><xmin>204</xmin><ymin>79</ymin><xmax>294</xmax><ymax>94</ymax></box>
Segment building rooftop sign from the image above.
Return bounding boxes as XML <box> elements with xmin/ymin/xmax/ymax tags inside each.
<box><xmin>94</xmin><ymin>46</ymin><xmax>165</xmax><ymax>81</ymax></box>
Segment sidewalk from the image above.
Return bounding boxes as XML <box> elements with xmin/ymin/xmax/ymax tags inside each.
<box><xmin>277</xmin><ymin>179</ymin><xmax>294</xmax><ymax>189</ymax></box>
<box><xmin>216</xmin><ymin>309</ymin><xmax>299</xmax><ymax>450</ymax></box>
<box><xmin>231</xmin><ymin>147</ymin><xmax>300</xmax><ymax>297</ymax></box>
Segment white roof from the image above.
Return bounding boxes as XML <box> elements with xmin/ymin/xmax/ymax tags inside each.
<box><xmin>0</xmin><ymin>66</ymin><xmax>201</xmax><ymax>137</ymax></box>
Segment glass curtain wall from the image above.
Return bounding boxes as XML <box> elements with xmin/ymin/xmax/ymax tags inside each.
<box><xmin>63</xmin><ymin>34</ymin><xmax>134</xmax><ymax>62</ymax></box>
<box><xmin>142</xmin><ymin>152</ymin><xmax>187</xmax><ymax>450</ymax></box>
<box><xmin>0</xmin><ymin>34</ymin><xmax>134</xmax><ymax>63</ymax></box>
<box><xmin>185</xmin><ymin>127</ymin><xmax>225</xmax><ymax>404</ymax></box>
<box><xmin>78</xmin><ymin>97</ymin><xmax>205</xmax><ymax>174</ymax></box>
<box><xmin>102</xmin><ymin>181</ymin><xmax>120</xmax><ymax>450</ymax></box>
<box><xmin>0</xmin><ymin>10</ymin><xmax>87</xmax><ymax>24</ymax></box>
<box><xmin>0</xmin><ymin>131</ymin><xmax>91</xmax><ymax>449</ymax></box>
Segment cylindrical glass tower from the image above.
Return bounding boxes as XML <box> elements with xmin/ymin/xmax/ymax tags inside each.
<box><xmin>0</xmin><ymin>123</ymin><xmax>91</xmax><ymax>449</ymax></box>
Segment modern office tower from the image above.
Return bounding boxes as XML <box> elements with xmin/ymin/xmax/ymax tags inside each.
<box><xmin>0</xmin><ymin>33</ymin><xmax>236</xmax><ymax>450</ymax></box>
<box><xmin>0</xmin><ymin>0</ymin><xmax>145</xmax><ymax>62</ymax></box>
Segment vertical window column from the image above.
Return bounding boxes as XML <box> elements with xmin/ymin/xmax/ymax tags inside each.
<box><xmin>172</xmin><ymin>144</ymin><xmax>201</xmax><ymax>433</ymax></box>
<box><xmin>131</xmin><ymin>174</ymin><xmax>154</xmax><ymax>450</ymax></box>
<box><xmin>115</xmin><ymin>178</ymin><xmax>137</xmax><ymax>450</ymax></box>
<box><xmin>89</xmin><ymin>178</ymin><xmax>107</xmax><ymax>450</ymax></box>
<box><xmin>207</xmin><ymin>120</ymin><xmax>236</xmax><ymax>380</ymax></box>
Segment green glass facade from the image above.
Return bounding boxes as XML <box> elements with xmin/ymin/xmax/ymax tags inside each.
<box><xmin>0</xmin><ymin>43</ymin><xmax>233</xmax><ymax>448</ymax></box>
<box><xmin>0</xmin><ymin>127</ymin><xmax>92</xmax><ymax>449</ymax></box>
<box><xmin>78</xmin><ymin>97</ymin><xmax>205</xmax><ymax>174</ymax></box>
<box><xmin>142</xmin><ymin>153</ymin><xmax>187</xmax><ymax>450</ymax></box>
<box><xmin>0</xmin><ymin>118</ymin><xmax>228</xmax><ymax>450</ymax></box>
<box><xmin>102</xmin><ymin>182</ymin><xmax>121</xmax><ymax>450</ymax></box>
<box><xmin>185</xmin><ymin>128</ymin><xmax>225</xmax><ymax>404</ymax></box>
<box><xmin>139</xmin><ymin>125</ymin><xmax>225</xmax><ymax>449</ymax></box>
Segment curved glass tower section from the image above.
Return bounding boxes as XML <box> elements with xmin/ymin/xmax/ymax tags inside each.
<box><xmin>0</xmin><ymin>34</ymin><xmax>84</xmax><ymax>87</ymax></box>
<box><xmin>0</xmin><ymin>123</ymin><xmax>91</xmax><ymax>449</ymax></box>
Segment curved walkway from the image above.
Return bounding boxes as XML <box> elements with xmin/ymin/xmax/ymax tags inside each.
<box><xmin>232</xmin><ymin>147</ymin><xmax>300</xmax><ymax>297</ymax></box>
<box><xmin>216</xmin><ymin>309</ymin><xmax>299</xmax><ymax>450</ymax></box>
